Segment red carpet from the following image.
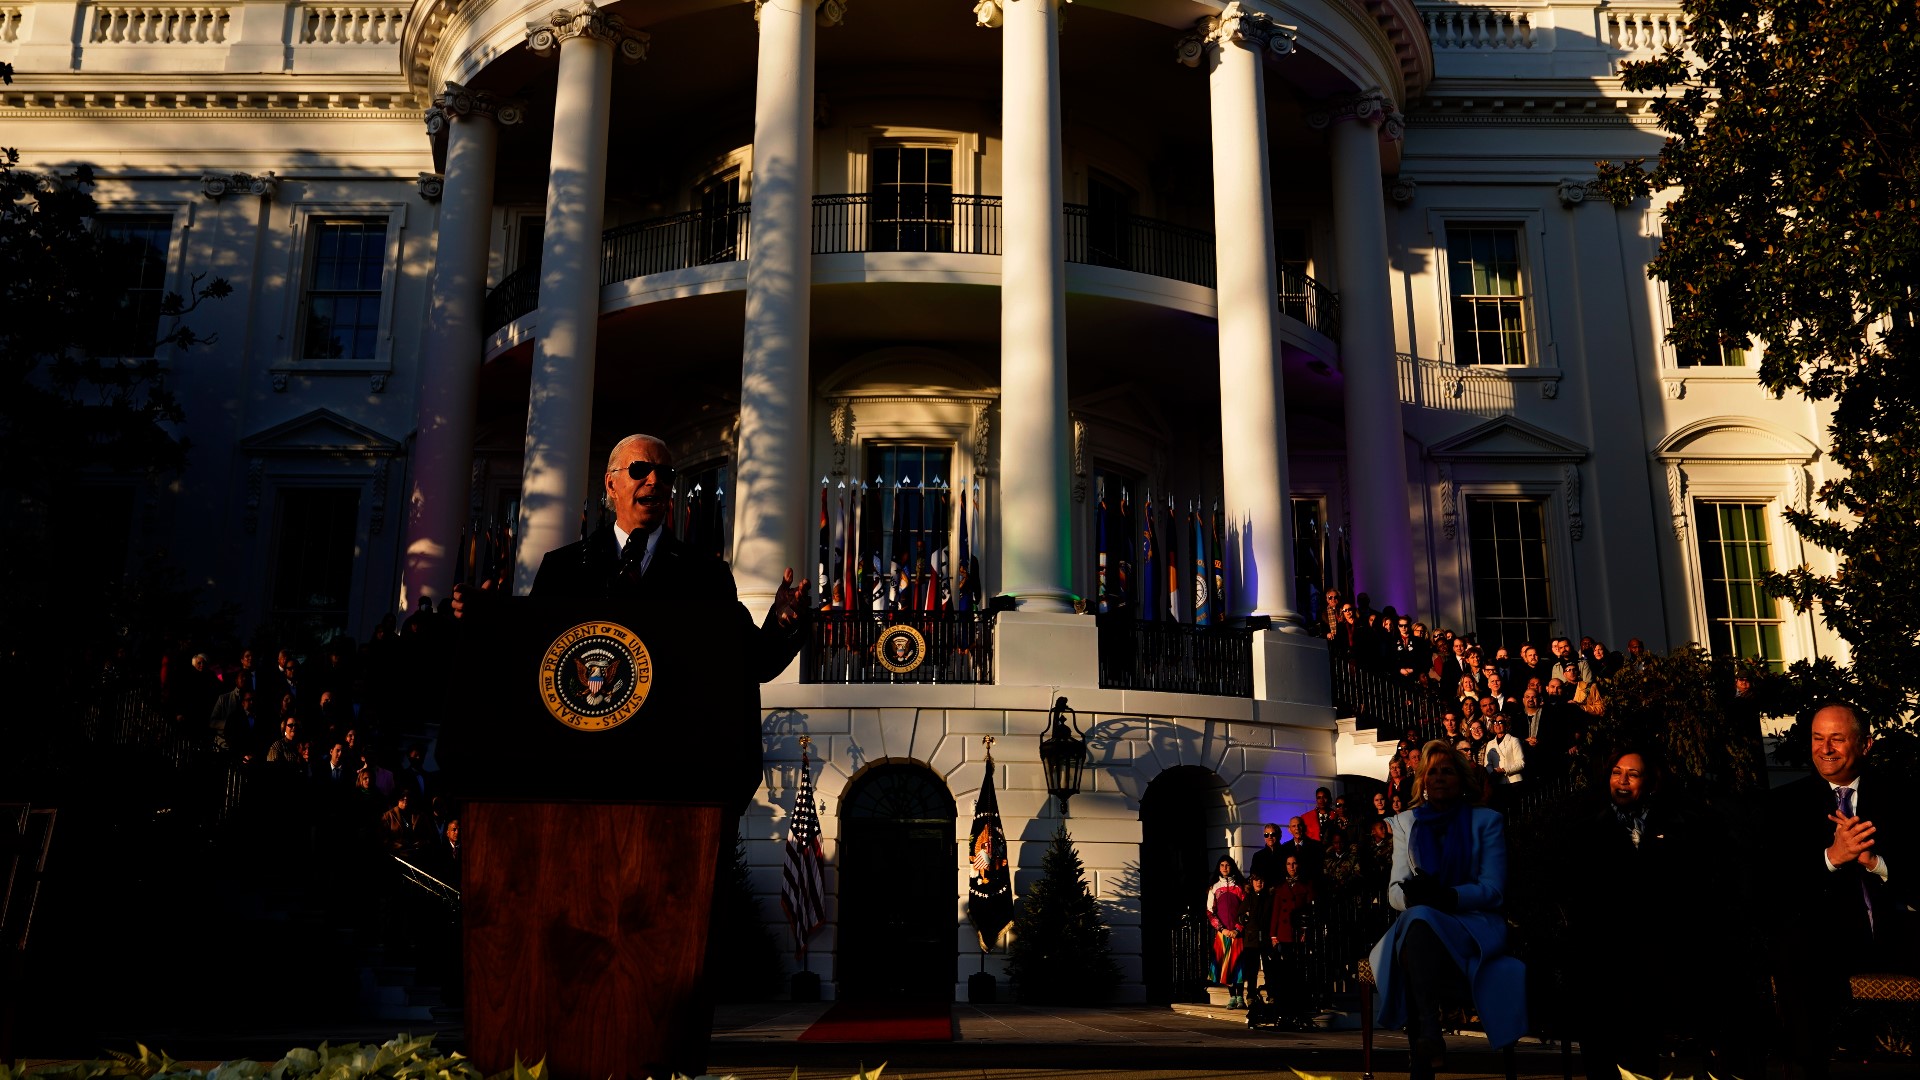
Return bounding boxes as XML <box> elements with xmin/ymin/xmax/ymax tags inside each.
<box><xmin>797</xmin><ymin>1001</ymin><xmax>955</xmax><ymax>1042</ymax></box>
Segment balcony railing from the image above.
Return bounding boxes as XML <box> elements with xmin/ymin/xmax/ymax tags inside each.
<box><xmin>1329</xmin><ymin>657</ymin><xmax>1439</xmax><ymax>742</ymax></box>
<box><xmin>1063</xmin><ymin>203</ymin><xmax>1216</xmax><ymax>288</ymax></box>
<box><xmin>603</xmin><ymin>203</ymin><xmax>752</xmax><ymax>282</ymax></box>
<box><xmin>811</xmin><ymin>192</ymin><xmax>1002</xmax><ymax>255</ymax></box>
<box><xmin>481</xmin><ymin>196</ymin><xmax>1341</xmax><ymax>341</ymax></box>
<box><xmin>802</xmin><ymin>611</ymin><xmax>997</xmax><ymax>685</ymax></box>
<box><xmin>1098</xmin><ymin>620</ymin><xmax>1254</xmax><ymax>698</ymax></box>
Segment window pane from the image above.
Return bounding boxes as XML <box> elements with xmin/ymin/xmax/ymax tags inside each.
<box><xmin>1468</xmin><ymin>497</ymin><xmax>1553</xmax><ymax>650</ymax></box>
<box><xmin>1694</xmin><ymin>500</ymin><xmax>1784</xmax><ymax>670</ymax></box>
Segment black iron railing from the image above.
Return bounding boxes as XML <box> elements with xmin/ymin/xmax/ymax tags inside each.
<box><xmin>1280</xmin><ymin>264</ymin><xmax>1342</xmax><ymax>341</ymax></box>
<box><xmin>603</xmin><ymin>203</ymin><xmax>752</xmax><ymax>282</ymax></box>
<box><xmin>482</xmin><ymin>265</ymin><xmax>540</xmax><ymax>335</ymax></box>
<box><xmin>481</xmin><ymin>195</ymin><xmax>1344</xmax><ymax>341</ymax></box>
<box><xmin>802</xmin><ymin>610</ymin><xmax>997</xmax><ymax>684</ymax></box>
<box><xmin>1329</xmin><ymin>658</ymin><xmax>1436</xmax><ymax>743</ymax></box>
<box><xmin>811</xmin><ymin>192</ymin><xmax>1003</xmax><ymax>255</ymax></box>
<box><xmin>1098</xmin><ymin>620</ymin><xmax>1254</xmax><ymax>698</ymax></box>
<box><xmin>1064</xmin><ymin>203</ymin><xmax>1218</xmax><ymax>288</ymax></box>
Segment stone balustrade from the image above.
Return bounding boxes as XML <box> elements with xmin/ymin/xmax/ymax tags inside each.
<box><xmin>298</xmin><ymin>4</ymin><xmax>406</xmax><ymax>45</ymax></box>
<box><xmin>88</xmin><ymin>4</ymin><xmax>230</xmax><ymax>45</ymax></box>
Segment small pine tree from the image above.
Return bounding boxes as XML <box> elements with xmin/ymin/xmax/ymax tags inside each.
<box><xmin>1006</xmin><ymin>824</ymin><xmax>1121</xmax><ymax>1005</ymax></box>
<box><xmin>710</xmin><ymin>835</ymin><xmax>784</xmax><ymax>1001</ymax></box>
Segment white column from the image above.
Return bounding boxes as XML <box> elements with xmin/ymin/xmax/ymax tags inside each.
<box><xmin>1183</xmin><ymin>7</ymin><xmax>1302</xmax><ymax>626</ymax></box>
<box><xmin>402</xmin><ymin>85</ymin><xmax>521</xmax><ymax>611</ymax></box>
<box><xmin>1318</xmin><ymin>93</ymin><xmax>1415</xmax><ymax>612</ymax></box>
<box><xmin>992</xmin><ymin>0</ymin><xmax>1074</xmax><ymax>612</ymax></box>
<box><xmin>733</xmin><ymin>0</ymin><xmax>835</xmax><ymax>613</ymax></box>
<box><xmin>512</xmin><ymin>4</ymin><xmax>648</xmax><ymax>593</ymax></box>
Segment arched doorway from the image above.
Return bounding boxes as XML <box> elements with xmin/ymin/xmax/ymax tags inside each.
<box><xmin>836</xmin><ymin>761</ymin><xmax>958</xmax><ymax>1001</ymax></box>
<box><xmin>1138</xmin><ymin>766</ymin><xmax>1234</xmax><ymax>1003</ymax></box>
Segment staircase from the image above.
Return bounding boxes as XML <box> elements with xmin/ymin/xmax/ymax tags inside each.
<box><xmin>1334</xmin><ymin>717</ymin><xmax>1400</xmax><ymax>782</ymax></box>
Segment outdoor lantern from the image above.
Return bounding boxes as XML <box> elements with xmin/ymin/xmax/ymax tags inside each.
<box><xmin>1038</xmin><ymin>696</ymin><xmax>1088</xmax><ymax>815</ymax></box>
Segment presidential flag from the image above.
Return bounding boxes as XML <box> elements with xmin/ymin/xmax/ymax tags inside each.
<box><xmin>781</xmin><ymin>743</ymin><xmax>828</xmax><ymax>960</ymax></box>
<box><xmin>966</xmin><ymin>749</ymin><xmax>1014</xmax><ymax>950</ymax></box>
<box><xmin>1191</xmin><ymin>501</ymin><xmax>1211</xmax><ymax>626</ymax></box>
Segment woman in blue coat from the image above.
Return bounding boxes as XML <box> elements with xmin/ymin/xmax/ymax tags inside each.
<box><xmin>1368</xmin><ymin>740</ymin><xmax>1527</xmax><ymax>1075</ymax></box>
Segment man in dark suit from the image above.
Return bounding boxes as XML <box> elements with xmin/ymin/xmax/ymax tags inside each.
<box><xmin>1768</xmin><ymin>702</ymin><xmax>1914</xmax><ymax>1078</ymax></box>
<box><xmin>1276</xmin><ymin>815</ymin><xmax>1324</xmax><ymax>881</ymax></box>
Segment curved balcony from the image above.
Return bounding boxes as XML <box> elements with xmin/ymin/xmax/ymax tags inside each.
<box><xmin>481</xmin><ymin>196</ymin><xmax>1341</xmax><ymax>340</ymax></box>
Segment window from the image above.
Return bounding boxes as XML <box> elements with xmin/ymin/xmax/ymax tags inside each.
<box><xmin>1085</xmin><ymin>174</ymin><xmax>1133</xmax><ymax>271</ymax></box>
<box><xmin>696</xmin><ymin>174</ymin><xmax>743</xmax><ymax>264</ymax></box>
<box><xmin>1092</xmin><ymin>466</ymin><xmax>1141</xmax><ymax>614</ymax></box>
<box><xmin>270</xmin><ymin>487</ymin><xmax>360</xmax><ymax>645</ymax></box>
<box><xmin>1447</xmin><ymin>226</ymin><xmax>1528</xmax><ymax>365</ymax></box>
<box><xmin>514</xmin><ymin>216</ymin><xmax>544</xmax><ymax>273</ymax></box>
<box><xmin>96</xmin><ymin>215</ymin><xmax>171</xmax><ymax>358</ymax></box>
<box><xmin>673</xmin><ymin>459</ymin><xmax>730</xmax><ymax>561</ymax></box>
<box><xmin>862</xmin><ymin>444</ymin><xmax>956</xmax><ymax>607</ymax></box>
<box><xmin>869</xmin><ymin>147</ymin><xmax>954</xmax><ymax>253</ymax></box>
<box><xmin>1695</xmin><ymin>501</ymin><xmax>1785</xmax><ymax>670</ymax></box>
<box><xmin>1663</xmin><ymin>230</ymin><xmax>1748</xmax><ymax>367</ymax></box>
<box><xmin>1467</xmin><ymin>497</ymin><xmax>1552</xmax><ymax>653</ymax></box>
<box><xmin>302</xmin><ymin>219</ymin><xmax>386</xmax><ymax>360</ymax></box>
<box><xmin>1290</xmin><ymin>497</ymin><xmax>1348</xmax><ymax>622</ymax></box>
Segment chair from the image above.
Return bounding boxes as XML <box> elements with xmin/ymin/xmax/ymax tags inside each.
<box><xmin>1356</xmin><ymin>957</ymin><xmax>1521</xmax><ymax>1080</ymax></box>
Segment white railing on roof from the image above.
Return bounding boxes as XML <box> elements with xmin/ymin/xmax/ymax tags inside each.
<box><xmin>1423</xmin><ymin>8</ymin><xmax>1538</xmax><ymax>50</ymax></box>
<box><xmin>87</xmin><ymin>4</ymin><xmax>231</xmax><ymax>45</ymax></box>
<box><xmin>299</xmin><ymin>5</ymin><xmax>408</xmax><ymax>45</ymax></box>
<box><xmin>1606</xmin><ymin>8</ymin><xmax>1688</xmax><ymax>58</ymax></box>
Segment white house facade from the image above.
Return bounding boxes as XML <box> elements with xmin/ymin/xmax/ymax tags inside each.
<box><xmin>3</xmin><ymin>0</ymin><xmax>1842</xmax><ymax>1002</ymax></box>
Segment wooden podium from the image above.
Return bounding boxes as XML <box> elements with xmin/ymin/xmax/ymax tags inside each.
<box><xmin>443</xmin><ymin>597</ymin><xmax>756</xmax><ymax>1080</ymax></box>
<box><xmin>463</xmin><ymin>800</ymin><xmax>721</xmax><ymax>1080</ymax></box>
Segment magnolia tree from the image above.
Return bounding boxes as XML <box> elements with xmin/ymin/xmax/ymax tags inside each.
<box><xmin>1596</xmin><ymin>0</ymin><xmax>1920</xmax><ymax>728</ymax></box>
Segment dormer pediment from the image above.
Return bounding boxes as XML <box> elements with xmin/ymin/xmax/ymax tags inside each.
<box><xmin>1427</xmin><ymin>416</ymin><xmax>1587</xmax><ymax>463</ymax></box>
<box><xmin>239</xmin><ymin>409</ymin><xmax>399</xmax><ymax>456</ymax></box>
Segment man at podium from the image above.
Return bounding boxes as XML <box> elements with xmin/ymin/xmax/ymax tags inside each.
<box><xmin>446</xmin><ymin>432</ymin><xmax>809</xmax><ymax>1080</ymax></box>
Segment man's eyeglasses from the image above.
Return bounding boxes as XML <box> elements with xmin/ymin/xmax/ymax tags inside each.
<box><xmin>611</xmin><ymin>460</ymin><xmax>677</xmax><ymax>487</ymax></box>
<box><xmin>1262</xmin><ymin>833</ymin><xmax>1277</xmax><ymax>839</ymax></box>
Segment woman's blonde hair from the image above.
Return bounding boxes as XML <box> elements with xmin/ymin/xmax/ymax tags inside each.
<box><xmin>1409</xmin><ymin>739</ymin><xmax>1481</xmax><ymax>807</ymax></box>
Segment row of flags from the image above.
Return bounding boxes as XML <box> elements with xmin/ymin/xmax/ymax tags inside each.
<box><xmin>1094</xmin><ymin>478</ymin><xmax>1229</xmax><ymax>625</ymax></box>
<box><xmin>816</xmin><ymin>476</ymin><xmax>984</xmax><ymax>615</ymax></box>
<box><xmin>782</xmin><ymin>739</ymin><xmax>1013</xmax><ymax>960</ymax></box>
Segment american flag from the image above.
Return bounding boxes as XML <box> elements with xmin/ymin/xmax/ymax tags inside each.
<box><xmin>780</xmin><ymin>742</ymin><xmax>827</xmax><ymax>960</ymax></box>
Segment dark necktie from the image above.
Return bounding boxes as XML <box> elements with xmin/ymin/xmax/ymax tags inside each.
<box><xmin>1836</xmin><ymin>786</ymin><xmax>1876</xmax><ymax>932</ymax></box>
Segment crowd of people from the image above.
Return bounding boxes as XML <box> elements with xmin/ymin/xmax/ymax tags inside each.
<box><xmin>149</xmin><ymin>604</ymin><xmax>462</xmax><ymax>879</ymax></box>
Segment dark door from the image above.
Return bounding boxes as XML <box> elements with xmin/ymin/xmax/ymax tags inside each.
<box><xmin>1139</xmin><ymin>766</ymin><xmax>1219</xmax><ymax>1004</ymax></box>
<box><xmin>836</xmin><ymin>763</ymin><xmax>957</xmax><ymax>1001</ymax></box>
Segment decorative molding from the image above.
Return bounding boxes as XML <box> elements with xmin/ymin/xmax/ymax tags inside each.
<box><xmin>1071</xmin><ymin>417</ymin><xmax>1087</xmax><ymax>504</ymax></box>
<box><xmin>751</xmin><ymin>0</ymin><xmax>847</xmax><ymax>26</ymax></box>
<box><xmin>270</xmin><ymin>372</ymin><xmax>289</xmax><ymax>392</ymax></box>
<box><xmin>973</xmin><ymin>0</ymin><xmax>1002</xmax><ymax>28</ymax></box>
<box><xmin>0</xmin><ymin>94</ymin><xmax>423</xmax><ymax>118</ymax></box>
<box><xmin>1306</xmin><ymin>91</ymin><xmax>1406</xmax><ymax>141</ymax></box>
<box><xmin>1564</xmin><ymin>464</ymin><xmax>1583</xmax><ymax>541</ymax></box>
<box><xmin>370</xmin><ymin>458</ymin><xmax>390</xmax><ymax>534</ymax></box>
<box><xmin>828</xmin><ymin>399</ymin><xmax>855</xmax><ymax>478</ymax></box>
<box><xmin>1540</xmin><ymin>378</ymin><xmax>1558</xmax><ymax>400</ymax></box>
<box><xmin>1173</xmin><ymin>1</ymin><xmax>1298</xmax><ymax>67</ymax></box>
<box><xmin>1389</xmin><ymin>177</ymin><xmax>1418</xmax><ymax>205</ymax></box>
<box><xmin>201</xmin><ymin>172</ymin><xmax>279</xmax><ymax>200</ymax></box>
<box><xmin>369</xmin><ymin>373</ymin><xmax>388</xmax><ymax>393</ymax></box>
<box><xmin>416</xmin><ymin>173</ymin><xmax>444</xmax><ymax>201</ymax></box>
<box><xmin>244</xmin><ymin>457</ymin><xmax>264</xmax><ymax>534</ymax></box>
<box><xmin>1666</xmin><ymin>462</ymin><xmax>1687</xmax><ymax>538</ymax></box>
<box><xmin>526</xmin><ymin>2</ymin><xmax>649</xmax><ymax>62</ymax></box>
<box><xmin>1556</xmin><ymin>177</ymin><xmax>1605</xmax><ymax>208</ymax></box>
<box><xmin>423</xmin><ymin>80</ymin><xmax>527</xmax><ymax>138</ymax></box>
<box><xmin>973</xmin><ymin>403</ymin><xmax>992</xmax><ymax>479</ymax></box>
<box><xmin>1664</xmin><ymin>377</ymin><xmax>1685</xmax><ymax>399</ymax></box>
<box><xmin>1438</xmin><ymin>464</ymin><xmax>1456</xmax><ymax>540</ymax></box>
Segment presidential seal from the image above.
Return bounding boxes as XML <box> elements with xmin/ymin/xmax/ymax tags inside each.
<box><xmin>875</xmin><ymin>624</ymin><xmax>927</xmax><ymax>674</ymax></box>
<box><xmin>538</xmin><ymin>620</ymin><xmax>653</xmax><ymax>731</ymax></box>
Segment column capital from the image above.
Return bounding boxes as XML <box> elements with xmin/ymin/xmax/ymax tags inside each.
<box><xmin>1174</xmin><ymin>1</ymin><xmax>1297</xmax><ymax>67</ymax></box>
<box><xmin>526</xmin><ymin>2</ymin><xmax>650</xmax><ymax>62</ymax></box>
<box><xmin>748</xmin><ymin>0</ymin><xmax>847</xmax><ymax>28</ymax></box>
<box><xmin>1305</xmin><ymin>90</ymin><xmax>1406</xmax><ymax>141</ymax></box>
<box><xmin>424</xmin><ymin>81</ymin><xmax>527</xmax><ymax>138</ymax></box>
<box><xmin>974</xmin><ymin>0</ymin><xmax>1070</xmax><ymax>31</ymax></box>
